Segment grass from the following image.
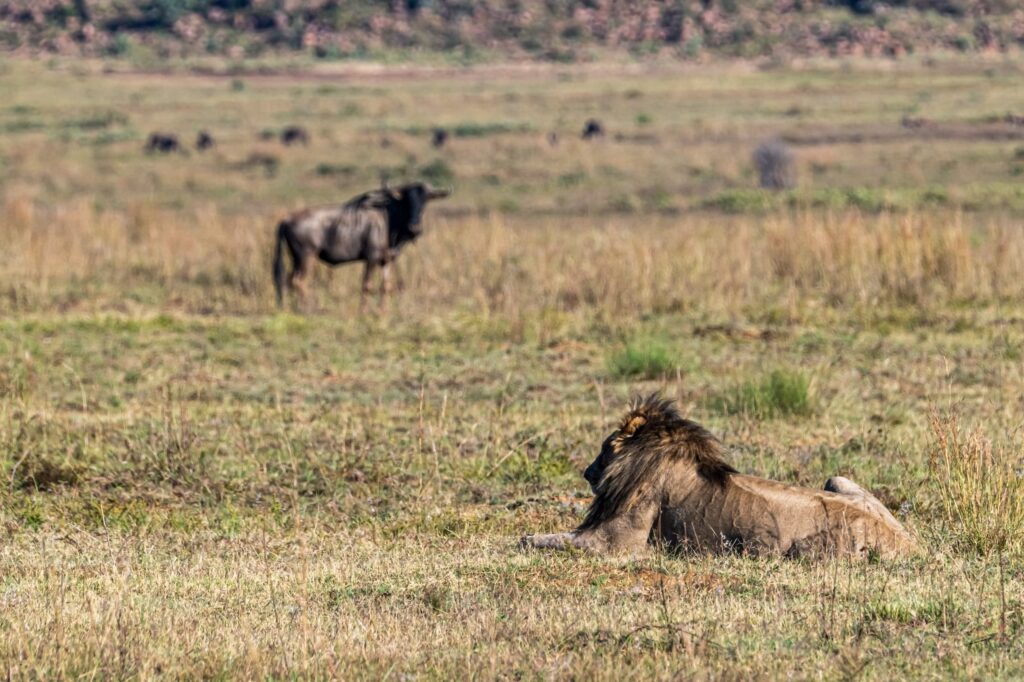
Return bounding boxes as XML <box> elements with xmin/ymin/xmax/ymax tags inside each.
<box><xmin>1</xmin><ymin>56</ymin><xmax>1024</xmax><ymax>678</ymax></box>
<box><xmin>707</xmin><ymin>370</ymin><xmax>813</xmax><ymax>419</ymax></box>
<box><xmin>928</xmin><ymin>410</ymin><xmax>1024</xmax><ymax>556</ymax></box>
<box><xmin>607</xmin><ymin>339</ymin><xmax>680</xmax><ymax>380</ymax></box>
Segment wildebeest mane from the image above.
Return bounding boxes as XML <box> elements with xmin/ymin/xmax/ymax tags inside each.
<box><xmin>579</xmin><ymin>394</ymin><xmax>737</xmax><ymax>530</ymax></box>
<box><xmin>346</xmin><ymin>184</ymin><xmax>427</xmax><ymax>246</ymax></box>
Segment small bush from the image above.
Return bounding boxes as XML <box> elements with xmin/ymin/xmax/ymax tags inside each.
<box><xmin>927</xmin><ymin>410</ymin><xmax>1024</xmax><ymax>555</ymax></box>
<box><xmin>450</xmin><ymin>122</ymin><xmax>532</xmax><ymax>137</ymax></box>
<box><xmin>709</xmin><ymin>369</ymin><xmax>812</xmax><ymax>418</ymax></box>
<box><xmin>419</xmin><ymin>159</ymin><xmax>455</xmax><ymax>185</ymax></box>
<box><xmin>701</xmin><ymin>189</ymin><xmax>778</xmax><ymax>214</ymax></box>
<box><xmin>63</xmin><ymin>110</ymin><xmax>128</xmax><ymax>130</ymax></box>
<box><xmin>753</xmin><ymin>139</ymin><xmax>796</xmax><ymax>190</ymax></box>
<box><xmin>316</xmin><ymin>163</ymin><xmax>357</xmax><ymax>177</ymax></box>
<box><xmin>608</xmin><ymin>339</ymin><xmax>679</xmax><ymax>379</ymax></box>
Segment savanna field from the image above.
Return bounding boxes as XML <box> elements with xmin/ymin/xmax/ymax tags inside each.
<box><xmin>2</xmin><ymin>54</ymin><xmax>1024</xmax><ymax>678</ymax></box>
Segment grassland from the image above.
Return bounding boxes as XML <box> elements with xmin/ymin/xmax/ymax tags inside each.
<box><xmin>1</xmin><ymin>56</ymin><xmax>1023</xmax><ymax>679</ymax></box>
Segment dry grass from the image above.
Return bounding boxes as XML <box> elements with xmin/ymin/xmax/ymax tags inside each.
<box><xmin>928</xmin><ymin>409</ymin><xmax>1024</xmax><ymax>556</ymax></box>
<box><xmin>3</xmin><ymin>197</ymin><xmax>1024</xmax><ymax>320</ymax></box>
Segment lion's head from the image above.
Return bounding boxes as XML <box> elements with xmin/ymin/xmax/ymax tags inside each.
<box><xmin>583</xmin><ymin>395</ymin><xmax>684</xmax><ymax>491</ymax></box>
<box><xmin>579</xmin><ymin>395</ymin><xmax>736</xmax><ymax>529</ymax></box>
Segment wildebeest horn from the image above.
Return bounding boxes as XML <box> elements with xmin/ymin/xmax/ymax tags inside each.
<box><xmin>427</xmin><ymin>186</ymin><xmax>452</xmax><ymax>199</ymax></box>
<box><xmin>380</xmin><ymin>179</ymin><xmax>400</xmax><ymax>200</ymax></box>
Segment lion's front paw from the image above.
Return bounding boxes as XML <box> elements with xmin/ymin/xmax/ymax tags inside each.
<box><xmin>520</xmin><ymin>532</ymin><xmax>575</xmax><ymax>550</ymax></box>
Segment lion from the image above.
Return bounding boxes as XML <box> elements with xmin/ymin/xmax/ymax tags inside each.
<box><xmin>521</xmin><ymin>395</ymin><xmax>917</xmax><ymax>559</ymax></box>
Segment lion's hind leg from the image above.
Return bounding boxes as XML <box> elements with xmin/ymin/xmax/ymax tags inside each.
<box><xmin>824</xmin><ymin>476</ymin><xmax>900</xmax><ymax>526</ymax></box>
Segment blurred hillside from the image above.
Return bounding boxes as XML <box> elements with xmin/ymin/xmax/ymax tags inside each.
<box><xmin>1</xmin><ymin>1</ymin><xmax>1023</xmax><ymax>61</ymax></box>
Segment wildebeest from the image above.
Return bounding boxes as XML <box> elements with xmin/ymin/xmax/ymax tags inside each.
<box><xmin>582</xmin><ymin>119</ymin><xmax>604</xmax><ymax>140</ymax></box>
<box><xmin>547</xmin><ymin>132</ymin><xmax>559</xmax><ymax>147</ymax></box>
<box><xmin>196</xmin><ymin>131</ymin><xmax>215</xmax><ymax>151</ymax></box>
<box><xmin>273</xmin><ymin>182</ymin><xmax>452</xmax><ymax>309</ymax></box>
<box><xmin>145</xmin><ymin>133</ymin><xmax>182</xmax><ymax>153</ymax></box>
<box><xmin>432</xmin><ymin>128</ymin><xmax>449</xmax><ymax>148</ymax></box>
<box><xmin>281</xmin><ymin>125</ymin><xmax>310</xmax><ymax>146</ymax></box>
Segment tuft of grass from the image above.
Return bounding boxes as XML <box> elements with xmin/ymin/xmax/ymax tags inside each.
<box><xmin>419</xmin><ymin>158</ymin><xmax>455</xmax><ymax>185</ymax></box>
<box><xmin>315</xmin><ymin>162</ymin><xmax>357</xmax><ymax>177</ymax></box>
<box><xmin>708</xmin><ymin>369</ymin><xmax>813</xmax><ymax>419</ymax></box>
<box><xmin>607</xmin><ymin>338</ymin><xmax>679</xmax><ymax>379</ymax></box>
<box><xmin>927</xmin><ymin>410</ymin><xmax>1024</xmax><ymax>556</ymax></box>
<box><xmin>62</xmin><ymin>110</ymin><xmax>128</xmax><ymax>131</ymax></box>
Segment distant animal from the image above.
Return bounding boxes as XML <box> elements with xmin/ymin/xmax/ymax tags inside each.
<box><xmin>196</xmin><ymin>131</ymin><xmax>215</xmax><ymax>151</ymax></box>
<box><xmin>145</xmin><ymin>133</ymin><xmax>182</xmax><ymax>154</ymax></box>
<box><xmin>281</xmin><ymin>125</ymin><xmax>310</xmax><ymax>146</ymax></box>
<box><xmin>547</xmin><ymin>132</ymin><xmax>559</xmax><ymax>146</ymax></box>
<box><xmin>521</xmin><ymin>395</ymin><xmax>917</xmax><ymax>559</ymax></box>
<box><xmin>753</xmin><ymin>139</ymin><xmax>796</xmax><ymax>191</ymax></box>
<box><xmin>273</xmin><ymin>182</ymin><xmax>452</xmax><ymax>309</ymax></box>
<box><xmin>901</xmin><ymin>115</ymin><xmax>935</xmax><ymax>130</ymax></box>
<box><xmin>582</xmin><ymin>119</ymin><xmax>605</xmax><ymax>140</ymax></box>
<box><xmin>1005</xmin><ymin>113</ymin><xmax>1024</xmax><ymax>127</ymax></box>
<box><xmin>432</xmin><ymin>128</ymin><xmax>449</xmax><ymax>148</ymax></box>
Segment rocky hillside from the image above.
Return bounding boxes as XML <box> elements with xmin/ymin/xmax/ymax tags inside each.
<box><xmin>2</xmin><ymin>1</ymin><xmax>1023</xmax><ymax>60</ymax></box>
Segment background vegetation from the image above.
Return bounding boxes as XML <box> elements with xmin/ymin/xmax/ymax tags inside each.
<box><xmin>2</xmin><ymin>0</ymin><xmax>1024</xmax><ymax>61</ymax></box>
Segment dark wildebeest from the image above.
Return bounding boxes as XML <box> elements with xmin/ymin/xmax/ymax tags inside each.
<box><xmin>146</xmin><ymin>133</ymin><xmax>182</xmax><ymax>153</ymax></box>
<box><xmin>273</xmin><ymin>183</ymin><xmax>452</xmax><ymax>309</ymax></box>
<box><xmin>432</xmin><ymin>128</ymin><xmax>449</xmax><ymax>148</ymax></box>
<box><xmin>196</xmin><ymin>131</ymin><xmax>215</xmax><ymax>151</ymax></box>
<box><xmin>582</xmin><ymin>119</ymin><xmax>604</xmax><ymax>140</ymax></box>
<box><xmin>281</xmin><ymin>125</ymin><xmax>310</xmax><ymax>146</ymax></box>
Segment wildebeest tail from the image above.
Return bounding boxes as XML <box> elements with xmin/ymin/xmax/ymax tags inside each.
<box><xmin>273</xmin><ymin>221</ymin><xmax>288</xmax><ymax>307</ymax></box>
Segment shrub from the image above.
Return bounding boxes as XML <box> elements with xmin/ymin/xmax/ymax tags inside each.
<box><xmin>709</xmin><ymin>369</ymin><xmax>812</xmax><ymax>419</ymax></box>
<box><xmin>419</xmin><ymin>159</ymin><xmax>455</xmax><ymax>185</ymax></box>
<box><xmin>753</xmin><ymin>139</ymin><xmax>796</xmax><ymax>191</ymax></box>
<box><xmin>316</xmin><ymin>163</ymin><xmax>357</xmax><ymax>177</ymax></box>
<box><xmin>927</xmin><ymin>410</ymin><xmax>1024</xmax><ymax>555</ymax></box>
<box><xmin>608</xmin><ymin>339</ymin><xmax>679</xmax><ymax>379</ymax></box>
<box><xmin>701</xmin><ymin>189</ymin><xmax>778</xmax><ymax>214</ymax></box>
<box><xmin>450</xmin><ymin>122</ymin><xmax>532</xmax><ymax>137</ymax></box>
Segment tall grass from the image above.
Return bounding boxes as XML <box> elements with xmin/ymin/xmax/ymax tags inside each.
<box><xmin>927</xmin><ymin>410</ymin><xmax>1024</xmax><ymax>556</ymax></box>
<box><xmin>2</xmin><ymin>195</ymin><xmax>1024</xmax><ymax>320</ymax></box>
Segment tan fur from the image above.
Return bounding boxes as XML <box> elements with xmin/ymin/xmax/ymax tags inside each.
<box><xmin>521</xmin><ymin>395</ymin><xmax>917</xmax><ymax>559</ymax></box>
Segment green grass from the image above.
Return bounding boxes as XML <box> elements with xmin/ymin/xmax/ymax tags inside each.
<box><xmin>708</xmin><ymin>369</ymin><xmax>813</xmax><ymax>419</ymax></box>
<box><xmin>607</xmin><ymin>338</ymin><xmax>680</xmax><ymax>379</ymax></box>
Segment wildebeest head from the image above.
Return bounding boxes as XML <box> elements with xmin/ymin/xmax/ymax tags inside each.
<box><xmin>370</xmin><ymin>182</ymin><xmax>451</xmax><ymax>239</ymax></box>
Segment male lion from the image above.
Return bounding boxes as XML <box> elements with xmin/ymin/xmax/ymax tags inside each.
<box><xmin>521</xmin><ymin>395</ymin><xmax>916</xmax><ymax>559</ymax></box>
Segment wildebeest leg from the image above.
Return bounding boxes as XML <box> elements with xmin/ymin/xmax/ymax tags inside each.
<box><xmin>360</xmin><ymin>262</ymin><xmax>376</xmax><ymax>313</ymax></box>
<box><xmin>289</xmin><ymin>251</ymin><xmax>313</xmax><ymax>307</ymax></box>
<box><xmin>379</xmin><ymin>262</ymin><xmax>392</xmax><ymax>305</ymax></box>
<box><xmin>391</xmin><ymin>260</ymin><xmax>405</xmax><ymax>292</ymax></box>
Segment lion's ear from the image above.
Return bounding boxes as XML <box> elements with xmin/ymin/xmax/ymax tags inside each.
<box><xmin>621</xmin><ymin>414</ymin><xmax>647</xmax><ymax>436</ymax></box>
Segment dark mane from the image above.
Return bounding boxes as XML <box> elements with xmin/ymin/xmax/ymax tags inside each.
<box><xmin>579</xmin><ymin>394</ymin><xmax>737</xmax><ymax>530</ymax></box>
